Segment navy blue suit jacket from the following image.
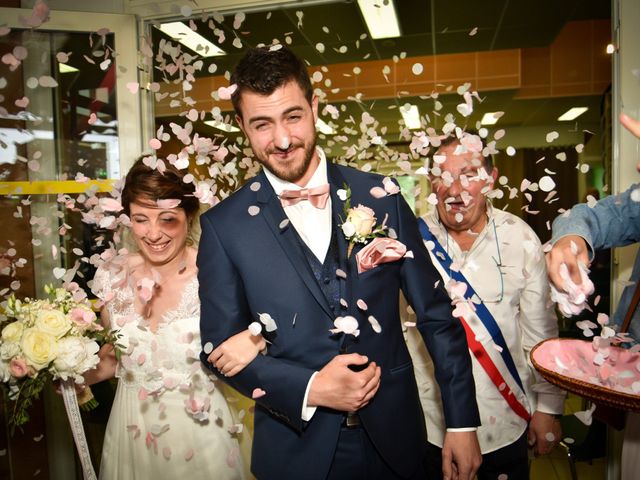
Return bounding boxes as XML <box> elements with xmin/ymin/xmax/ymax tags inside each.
<box><xmin>198</xmin><ymin>162</ymin><xmax>479</xmax><ymax>479</ymax></box>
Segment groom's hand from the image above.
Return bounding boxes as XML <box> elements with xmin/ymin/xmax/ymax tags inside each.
<box><xmin>442</xmin><ymin>431</ymin><xmax>481</xmax><ymax>480</ymax></box>
<box><xmin>307</xmin><ymin>354</ymin><xmax>381</xmax><ymax>411</ymax></box>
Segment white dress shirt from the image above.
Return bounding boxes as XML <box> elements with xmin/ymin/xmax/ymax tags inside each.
<box><xmin>405</xmin><ymin>205</ymin><xmax>565</xmax><ymax>453</ymax></box>
<box><xmin>263</xmin><ymin>149</ymin><xmax>332</xmax><ymax>263</ymax></box>
<box><xmin>263</xmin><ymin>148</ymin><xmax>331</xmax><ymax>421</ymax></box>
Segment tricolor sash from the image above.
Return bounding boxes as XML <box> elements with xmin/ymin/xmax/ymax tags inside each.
<box><xmin>418</xmin><ymin>218</ymin><xmax>531</xmax><ymax>422</ymax></box>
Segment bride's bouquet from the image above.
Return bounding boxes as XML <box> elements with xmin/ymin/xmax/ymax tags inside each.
<box><xmin>0</xmin><ymin>283</ymin><xmax>116</xmax><ymax>433</ymax></box>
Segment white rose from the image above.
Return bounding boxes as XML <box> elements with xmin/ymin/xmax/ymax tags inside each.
<box><xmin>35</xmin><ymin>309</ymin><xmax>71</xmax><ymax>339</ymax></box>
<box><xmin>1</xmin><ymin>321</ymin><xmax>24</xmax><ymax>343</ymax></box>
<box><xmin>0</xmin><ymin>360</ymin><xmax>11</xmax><ymax>383</ymax></box>
<box><xmin>346</xmin><ymin>205</ymin><xmax>377</xmax><ymax>237</ymax></box>
<box><xmin>21</xmin><ymin>328</ymin><xmax>57</xmax><ymax>370</ymax></box>
<box><xmin>0</xmin><ymin>341</ymin><xmax>21</xmax><ymax>360</ymax></box>
<box><xmin>53</xmin><ymin>337</ymin><xmax>100</xmax><ymax>380</ymax></box>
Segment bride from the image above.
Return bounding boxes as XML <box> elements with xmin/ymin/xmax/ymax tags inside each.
<box><xmin>86</xmin><ymin>157</ymin><xmax>264</xmax><ymax>479</ymax></box>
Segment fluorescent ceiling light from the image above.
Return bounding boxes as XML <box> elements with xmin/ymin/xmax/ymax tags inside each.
<box><xmin>156</xmin><ymin>22</ymin><xmax>225</xmax><ymax>57</ymax></box>
<box><xmin>58</xmin><ymin>63</ymin><xmax>78</xmax><ymax>73</ymax></box>
<box><xmin>316</xmin><ymin>118</ymin><xmax>336</xmax><ymax>135</ymax></box>
<box><xmin>357</xmin><ymin>0</ymin><xmax>401</xmax><ymax>39</ymax></box>
<box><xmin>400</xmin><ymin>104</ymin><xmax>421</xmax><ymax>130</ymax></box>
<box><xmin>204</xmin><ymin>120</ymin><xmax>240</xmax><ymax>133</ymax></box>
<box><xmin>558</xmin><ymin>107</ymin><xmax>588</xmax><ymax>121</ymax></box>
<box><xmin>481</xmin><ymin>112</ymin><xmax>500</xmax><ymax>126</ymax></box>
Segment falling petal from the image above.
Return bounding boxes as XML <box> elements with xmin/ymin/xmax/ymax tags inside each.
<box><xmin>539</xmin><ymin>176</ymin><xmax>556</xmax><ymax>192</ymax></box>
<box><xmin>370</xmin><ymin>186</ymin><xmax>387</xmax><ymax>198</ymax></box>
<box><xmin>248</xmin><ymin>205</ymin><xmax>260</xmax><ymax>216</ymax></box>
<box><xmin>248</xmin><ymin>322</ymin><xmax>262</xmax><ymax>336</ymax></box>
<box><xmin>546</xmin><ymin>131</ymin><xmax>559</xmax><ymax>143</ymax></box>
<box><xmin>252</xmin><ymin>388</ymin><xmax>266</xmax><ymax>399</ymax></box>
<box><xmin>53</xmin><ymin>267</ymin><xmax>66</xmax><ymax>279</ymax></box>
<box><xmin>368</xmin><ymin>315</ymin><xmax>382</xmax><ymax>333</ymax></box>
<box><xmin>156</xmin><ymin>199</ymin><xmax>181</xmax><ymax>209</ymax></box>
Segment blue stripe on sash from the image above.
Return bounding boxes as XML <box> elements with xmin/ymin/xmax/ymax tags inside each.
<box><xmin>418</xmin><ymin>218</ymin><xmax>525</xmax><ymax>392</ymax></box>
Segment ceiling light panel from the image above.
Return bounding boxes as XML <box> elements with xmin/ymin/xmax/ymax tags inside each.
<box><xmin>156</xmin><ymin>22</ymin><xmax>225</xmax><ymax>57</ymax></box>
<box><xmin>357</xmin><ymin>0</ymin><xmax>401</xmax><ymax>39</ymax></box>
<box><xmin>558</xmin><ymin>107</ymin><xmax>588</xmax><ymax>121</ymax></box>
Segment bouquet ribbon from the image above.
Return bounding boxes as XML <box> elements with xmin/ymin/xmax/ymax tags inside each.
<box><xmin>60</xmin><ymin>380</ymin><xmax>97</xmax><ymax>480</ymax></box>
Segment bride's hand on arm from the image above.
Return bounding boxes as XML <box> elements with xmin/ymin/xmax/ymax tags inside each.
<box><xmin>208</xmin><ymin>330</ymin><xmax>266</xmax><ymax>377</ymax></box>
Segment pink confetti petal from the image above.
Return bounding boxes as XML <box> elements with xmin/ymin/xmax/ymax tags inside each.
<box><xmin>252</xmin><ymin>388</ymin><xmax>266</xmax><ymax>399</ymax></box>
<box><xmin>126</xmin><ymin>82</ymin><xmax>139</xmax><ymax>94</ymax></box>
<box><xmin>99</xmin><ymin>197</ymin><xmax>123</xmax><ymax>212</ymax></box>
<box><xmin>162</xmin><ymin>447</ymin><xmax>171</xmax><ymax>460</ymax></box>
<box><xmin>369</xmin><ymin>186</ymin><xmax>387</xmax><ymax>198</ymax></box>
<box><xmin>248</xmin><ymin>205</ymin><xmax>260</xmax><ymax>216</ymax></box>
<box><xmin>14</xmin><ymin>96</ymin><xmax>29</xmax><ymax>108</ymax></box>
<box><xmin>356</xmin><ymin>299</ymin><xmax>368</xmax><ymax>311</ymax></box>
<box><xmin>138</xmin><ymin>388</ymin><xmax>148</xmax><ymax>401</ymax></box>
<box><xmin>217</xmin><ymin>84</ymin><xmax>238</xmax><ymax>100</ymax></box>
<box><xmin>184</xmin><ymin>448</ymin><xmax>194</xmax><ymax>461</ymax></box>
<box><xmin>156</xmin><ymin>198</ymin><xmax>181</xmax><ymax>209</ymax></box>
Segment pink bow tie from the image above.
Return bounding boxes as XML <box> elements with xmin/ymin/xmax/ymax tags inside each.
<box><xmin>279</xmin><ymin>184</ymin><xmax>330</xmax><ymax>209</ymax></box>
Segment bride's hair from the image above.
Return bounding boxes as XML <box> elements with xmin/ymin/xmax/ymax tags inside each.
<box><xmin>121</xmin><ymin>156</ymin><xmax>199</xmax><ymax>218</ymax></box>
<box><xmin>120</xmin><ymin>156</ymin><xmax>202</xmax><ymax>246</ymax></box>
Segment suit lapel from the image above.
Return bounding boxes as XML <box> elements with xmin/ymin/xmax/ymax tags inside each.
<box><xmin>327</xmin><ymin>164</ymin><xmax>354</xmax><ymax>307</ymax></box>
<box><xmin>255</xmin><ymin>172</ymin><xmax>334</xmax><ymax>319</ymax></box>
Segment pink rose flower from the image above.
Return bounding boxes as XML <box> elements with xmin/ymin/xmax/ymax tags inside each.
<box><xmin>9</xmin><ymin>357</ymin><xmax>30</xmax><ymax>378</ymax></box>
<box><xmin>70</xmin><ymin>307</ymin><xmax>97</xmax><ymax>329</ymax></box>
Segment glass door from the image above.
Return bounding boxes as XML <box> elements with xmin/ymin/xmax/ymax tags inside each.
<box><xmin>0</xmin><ymin>7</ymin><xmax>141</xmax><ymax>479</ymax></box>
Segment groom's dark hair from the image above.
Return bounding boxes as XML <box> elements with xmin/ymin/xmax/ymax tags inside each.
<box><xmin>230</xmin><ymin>46</ymin><xmax>313</xmax><ymax>119</ymax></box>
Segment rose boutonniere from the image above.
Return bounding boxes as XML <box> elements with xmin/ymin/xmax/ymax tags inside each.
<box><xmin>338</xmin><ymin>185</ymin><xmax>388</xmax><ymax>257</ymax></box>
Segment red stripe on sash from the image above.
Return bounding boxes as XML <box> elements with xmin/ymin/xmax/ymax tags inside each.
<box><xmin>458</xmin><ymin>316</ymin><xmax>532</xmax><ymax>423</ymax></box>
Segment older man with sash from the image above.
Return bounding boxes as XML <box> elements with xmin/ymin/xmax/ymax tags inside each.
<box><xmin>406</xmin><ymin>132</ymin><xmax>565</xmax><ymax>480</ymax></box>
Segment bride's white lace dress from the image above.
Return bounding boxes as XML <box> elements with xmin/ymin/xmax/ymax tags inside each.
<box><xmin>93</xmin><ymin>260</ymin><xmax>246</xmax><ymax>480</ymax></box>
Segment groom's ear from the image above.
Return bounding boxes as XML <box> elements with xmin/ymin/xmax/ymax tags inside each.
<box><xmin>311</xmin><ymin>94</ymin><xmax>318</xmax><ymax>123</ymax></box>
<box><xmin>235</xmin><ymin>114</ymin><xmax>245</xmax><ymax>134</ymax></box>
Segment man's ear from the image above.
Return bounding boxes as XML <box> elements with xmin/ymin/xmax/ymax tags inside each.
<box><xmin>235</xmin><ymin>114</ymin><xmax>245</xmax><ymax>134</ymax></box>
<box><xmin>311</xmin><ymin>94</ymin><xmax>318</xmax><ymax>123</ymax></box>
<box><xmin>491</xmin><ymin>166</ymin><xmax>499</xmax><ymax>183</ymax></box>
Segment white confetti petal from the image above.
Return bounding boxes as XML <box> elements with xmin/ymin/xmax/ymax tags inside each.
<box><xmin>248</xmin><ymin>205</ymin><xmax>260</xmax><ymax>216</ymax></box>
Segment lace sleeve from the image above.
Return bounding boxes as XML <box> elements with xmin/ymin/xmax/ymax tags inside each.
<box><xmin>90</xmin><ymin>256</ymin><xmax>129</xmax><ymax>302</ymax></box>
<box><xmin>91</xmin><ymin>264</ymin><xmax>112</xmax><ymax>302</ymax></box>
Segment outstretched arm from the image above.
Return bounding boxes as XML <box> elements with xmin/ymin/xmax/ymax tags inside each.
<box><xmin>548</xmin><ymin>113</ymin><xmax>640</xmax><ymax>290</ymax></box>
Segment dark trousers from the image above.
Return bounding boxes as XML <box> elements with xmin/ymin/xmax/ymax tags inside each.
<box><xmin>326</xmin><ymin>425</ymin><xmax>426</xmax><ymax>480</ymax></box>
<box><xmin>424</xmin><ymin>431</ymin><xmax>529</xmax><ymax>480</ymax></box>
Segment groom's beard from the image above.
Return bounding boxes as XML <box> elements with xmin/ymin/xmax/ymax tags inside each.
<box><xmin>258</xmin><ymin>136</ymin><xmax>317</xmax><ymax>184</ymax></box>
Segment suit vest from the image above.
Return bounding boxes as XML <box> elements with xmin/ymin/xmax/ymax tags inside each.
<box><xmin>294</xmin><ymin>224</ymin><xmax>342</xmax><ymax>317</ymax></box>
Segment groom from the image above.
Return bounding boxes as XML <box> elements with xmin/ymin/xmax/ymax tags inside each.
<box><xmin>198</xmin><ymin>46</ymin><xmax>481</xmax><ymax>480</ymax></box>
